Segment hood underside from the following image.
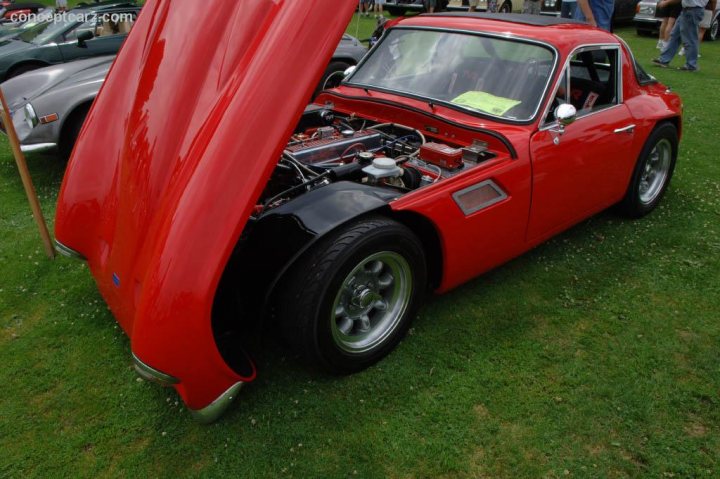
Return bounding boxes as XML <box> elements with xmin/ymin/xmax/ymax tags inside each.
<box><xmin>55</xmin><ymin>0</ymin><xmax>358</xmax><ymax>391</ymax></box>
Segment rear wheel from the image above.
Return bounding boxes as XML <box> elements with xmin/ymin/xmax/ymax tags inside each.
<box><xmin>278</xmin><ymin>216</ymin><xmax>427</xmax><ymax>373</ymax></box>
<box><xmin>618</xmin><ymin>122</ymin><xmax>678</xmax><ymax>218</ymax></box>
<box><xmin>313</xmin><ymin>61</ymin><xmax>351</xmax><ymax>99</ymax></box>
<box><xmin>706</xmin><ymin>16</ymin><xmax>718</xmax><ymax>41</ymax></box>
<box><xmin>7</xmin><ymin>63</ymin><xmax>44</xmax><ymax>79</ymax></box>
<box><xmin>386</xmin><ymin>6</ymin><xmax>407</xmax><ymax>15</ymax></box>
<box><xmin>498</xmin><ymin>0</ymin><xmax>512</xmax><ymax>13</ymax></box>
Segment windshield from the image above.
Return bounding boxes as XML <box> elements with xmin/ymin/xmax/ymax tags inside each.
<box><xmin>18</xmin><ymin>18</ymin><xmax>76</xmax><ymax>45</ymax></box>
<box><xmin>347</xmin><ymin>29</ymin><xmax>556</xmax><ymax>121</ymax></box>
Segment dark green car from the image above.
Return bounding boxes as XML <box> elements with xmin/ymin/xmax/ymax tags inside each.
<box><xmin>0</xmin><ymin>2</ymin><xmax>140</xmax><ymax>81</ymax></box>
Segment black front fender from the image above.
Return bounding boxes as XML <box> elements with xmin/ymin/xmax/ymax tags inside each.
<box><xmin>220</xmin><ymin>182</ymin><xmax>400</xmax><ymax>314</ymax></box>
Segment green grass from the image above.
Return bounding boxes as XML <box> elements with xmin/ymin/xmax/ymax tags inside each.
<box><xmin>1</xmin><ymin>16</ymin><xmax>719</xmax><ymax>478</ymax></box>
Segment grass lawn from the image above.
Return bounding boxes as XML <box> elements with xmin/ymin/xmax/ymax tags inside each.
<box><xmin>1</xmin><ymin>14</ymin><xmax>719</xmax><ymax>478</ymax></box>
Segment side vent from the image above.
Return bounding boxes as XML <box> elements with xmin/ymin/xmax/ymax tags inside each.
<box><xmin>452</xmin><ymin>180</ymin><xmax>508</xmax><ymax>216</ymax></box>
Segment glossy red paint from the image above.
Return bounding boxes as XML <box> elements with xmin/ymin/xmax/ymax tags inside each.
<box><xmin>55</xmin><ymin>0</ymin><xmax>359</xmax><ymax>411</ymax></box>
<box><xmin>56</xmin><ymin>10</ymin><xmax>682</xmax><ymax>417</ymax></box>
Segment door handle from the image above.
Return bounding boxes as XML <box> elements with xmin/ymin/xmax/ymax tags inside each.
<box><xmin>614</xmin><ymin>124</ymin><xmax>636</xmax><ymax>134</ymax></box>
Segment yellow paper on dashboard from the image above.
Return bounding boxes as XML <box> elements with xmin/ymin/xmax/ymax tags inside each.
<box><xmin>451</xmin><ymin>91</ymin><xmax>521</xmax><ymax>116</ymax></box>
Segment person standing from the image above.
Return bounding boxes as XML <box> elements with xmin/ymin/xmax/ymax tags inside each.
<box><xmin>561</xmin><ymin>0</ymin><xmax>578</xmax><ymax>18</ymax></box>
<box><xmin>56</xmin><ymin>0</ymin><xmax>68</xmax><ymax>12</ymax></box>
<box><xmin>523</xmin><ymin>0</ymin><xmax>542</xmax><ymax>14</ymax></box>
<box><xmin>573</xmin><ymin>0</ymin><xmax>614</xmax><ymax>31</ymax></box>
<box><xmin>424</xmin><ymin>0</ymin><xmax>437</xmax><ymax>12</ymax></box>
<box><xmin>652</xmin><ymin>0</ymin><xmax>708</xmax><ymax>71</ymax></box>
<box><xmin>374</xmin><ymin>0</ymin><xmax>386</xmax><ymax>18</ymax></box>
<box><xmin>655</xmin><ymin>0</ymin><xmax>682</xmax><ymax>50</ymax></box>
<box><xmin>468</xmin><ymin>0</ymin><xmax>497</xmax><ymax>12</ymax></box>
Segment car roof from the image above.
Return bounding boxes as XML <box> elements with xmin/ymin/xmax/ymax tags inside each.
<box><xmin>396</xmin><ymin>13</ymin><xmax>618</xmax><ymax>50</ymax></box>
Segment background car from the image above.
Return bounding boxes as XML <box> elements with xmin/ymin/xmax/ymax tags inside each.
<box><xmin>0</xmin><ymin>2</ymin><xmax>139</xmax><ymax>80</ymax></box>
<box><xmin>0</xmin><ymin>55</ymin><xmax>112</xmax><ymax>157</ymax></box>
<box><xmin>385</xmin><ymin>0</ymin><xmax>522</xmax><ymax>14</ymax></box>
<box><xmin>0</xmin><ymin>35</ymin><xmax>366</xmax><ymax>157</ymax></box>
<box><xmin>541</xmin><ymin>0</ymin><xmax>641</xmax><ymax>23</ymax></box>
<box><xmin>635</xmin><ymin>0</ymin><xmax>719</xmax><ymax>39</ymax></box>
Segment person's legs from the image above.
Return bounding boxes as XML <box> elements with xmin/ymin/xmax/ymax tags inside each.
<box><xmin>658</xmin><ymin>13</ymin><xmax>683</xmax><ymax>64</ymax></box>
<box><xmin>658</xmin><ymin>18</ymin><xmax>668</xmax><ymax>48</ymax></box>
<box><xmin>681</xmin><ymin>8</ymin><xmax>704</xmax><ymax>69</ymax></box>
<box><xmin>468</xmin><ymin>0</ymin><xmax>478</xmax><ymax>12</ymax></box>
<box><xmin>561</xmin><ymin>1</ymin><xmax>577</xmax><ymax>18</ymax></box>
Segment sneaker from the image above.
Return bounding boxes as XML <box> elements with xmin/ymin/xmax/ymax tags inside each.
<box><xmin>651</xmin><ymin>58</ymin><xmax>669</xmax><ymax>68</ymax></box>
<box><xmin>678</xmin><ymin>65</ymin><xmax>698</xmax><ymax>72</ymax></box>
<box><xmin>679</xmin><ymin>47</ymin><xmax>685</xmax><ymax>56</ymax></box>
<box><xmin>656</xmin><ymin>39</ymin><xmax>664</xmax><ymax>49</ymax></box>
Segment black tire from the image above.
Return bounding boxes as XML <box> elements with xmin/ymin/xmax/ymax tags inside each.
<box><xmin>618</xmin><ymin>122</ymin><xmax>678</xmax><ymax>218</ymax></box>
<box><xmin>7</xmin><ymin>63</ymin><xmax>44</xmax><ymax>80</ymax></box>
<box><xmin>498</xmin><ymin>0</ymin><xmax>512</xmax><ymax>13</ymax></box>
<box><xmin>59</xmin><ymin>104</ymin><xmax>91</xmax><ymax>159</ymax></box>
<box><xmin>313</xmin><ymin>61</ymin><xmax>351</xmax><ymax>99</ymax></box>
<box><xmin>277</xmin><ymin>216</ymin><xmax>427</xmax><ymax>373</ymax></box>
<box><xmin>386</xmin><ymin>6</ymin><xmax>406</xmax><ymax>15</ymax></box>
<box><xmin>706</xmin><ymin>17</ymin><xmax>718</xmax><ymax>41</ymax></box>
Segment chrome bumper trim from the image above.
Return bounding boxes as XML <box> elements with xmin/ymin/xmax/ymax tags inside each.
<box><xmin>21</xmin><ymin>142</ymin><xmax>57</xmax><ymax>153</ymax></box>
<box><xmin>190</xmin><ymin>382</ymin><xmax>244</xmax><ymax>424</ymax></box>
<box><xmin>54</xmin><ymin>240</ymin><xmax>86</xmax><ymax>261</ymax></box>
<box><xmin>132</xmin><ymin>353</ymin><xmax>179</xmax><ymax>387</ymax></box>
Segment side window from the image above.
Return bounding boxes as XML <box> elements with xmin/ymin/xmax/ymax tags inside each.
<box><xmin>568</xmin><ymin>48</ymin><xmax>619</xmax><ymax>113</ymax></box>
<box><xmin>545</xmin><ymin>47</ymin><xmax>620</xmax><ymax>124</ymax></box>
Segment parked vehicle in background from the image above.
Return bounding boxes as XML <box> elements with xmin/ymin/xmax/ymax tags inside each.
<box><xmin>0</xmin><ymin>35</ymin><xmax>366</xmax><ymax>157</ymax></box>
<box><xmin>56</xmin><ymin>1</ymin><xmax>682</xmax><ymax>423</ymax></box>
<box><xmin>541</xmin><ymin>0</ymin><xmax>641</xmax><ymax>23</ymax></box>
<box><xmin>385</xmin><ymin>0</ymin><xmax>522</xmax><ymax>14</ymax></box>
<box><xmin>0</xmin><ymin>2</ymin><xmax>46</xmax><ymax>22</ymax></box>
<box><xmin>0</xmin><ymin>55</ymin><xmax>112</xmax><ymax>156</ymax></box>
<box><xmin>0</xmin><ymin>2</ymin><xmax>139</xmax><ymax>81</ymax></box>
<box><xmin>634</xmin><ymin>0</ymin><xmax>719</xmax><ymax>39</ymax></box>
<box><xmin>0</xmin><ymin>7</ymin><xmax>52</xmax><ymax>40</ymax></box>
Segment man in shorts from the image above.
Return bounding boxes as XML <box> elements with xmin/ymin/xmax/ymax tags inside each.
<box><xmin>468</xmin><ymin>0</ymin><xmax>498</xmax><ymax>12</ymax></box>
<box><xmin>655</xmin><ymin>0</ymin><xmax>683</xmax><ymax>50</ymax></box>
<box><xmin>374</xmin><ymin>0</ymin><xmax>386</xmax><ymax>18</ymax></box>
<box><xmin>56</xmin><ymin>0</ymin><xmax>68</xmax><ymax>12</ymax></box>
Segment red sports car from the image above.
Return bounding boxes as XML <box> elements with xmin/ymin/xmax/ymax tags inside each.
<box><xmin>55</xmin><ymin>0</ymin><xmax>682</xmax><ymax>422</ymax></box>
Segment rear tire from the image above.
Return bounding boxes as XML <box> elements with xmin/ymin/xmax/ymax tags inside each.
<box><xmin>498</xmin><ymin>0</ymin><xmax>512</xmax><ymax>13</ymax></box>
<box><xmin>277</xmin><ymin>216</ymin><xmax>427</xmax><ymax>373</ymax></box>
<box><xmin>386</xmin><ymin>6</ymin><xmax>406</xmax><ymax>15</ymax></box>
<box><xmin>618</xmin><ymin>122</ymin><xmax>678</xmax><ymax>218</ymax></box>
<box><xmin>7</xmin><ymin>63</ymin><xmax>44</xmax><ymax>79</ymax></box>
<box><xmin>313</xmin><ymin>61</ymin><xmax>351</xmax><ymax>99</ymax></box>
<box><xmin>706</xmin><ymin>16</ymin><xmax>718</xmax><ymax>41</ymax></box>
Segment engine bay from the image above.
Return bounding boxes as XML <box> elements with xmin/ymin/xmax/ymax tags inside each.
<box><xmin>256</xmin><ymin>105</ymin><xmax>498</xmax><ymax>214</ymax></box>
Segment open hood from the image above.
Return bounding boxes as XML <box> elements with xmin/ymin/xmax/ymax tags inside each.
<box><xmin>55</xmin><ymin>0</ymin><xmax>358</xmax><ymax>410</ymax></box>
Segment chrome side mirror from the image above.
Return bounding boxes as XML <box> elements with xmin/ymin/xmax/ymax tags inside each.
<box><xmin>555</xmin><ymin>103</ymin><xmax>577</xmax><ymax>127</ymax></box>
<box><xmin>343</xmin><ymin>65</ymin><xmax>357</xmax><ymax>77</ymax></box>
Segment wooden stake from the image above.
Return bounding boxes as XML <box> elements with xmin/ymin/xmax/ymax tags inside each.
<box><xmin>0</xmin><ymin>87</ymin><xmax>56</xmax><ymax>259</ymax></box>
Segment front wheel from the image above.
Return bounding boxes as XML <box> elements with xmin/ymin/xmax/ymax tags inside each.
<box><xmin>277</xmin><ymin>216</ymin><xmax>427</xmax><ymax>373</ymax></box>
<box><xmin>618</xmin><ymin>122</ymin><xmax>678</xmax><ymax>218</ymax></box>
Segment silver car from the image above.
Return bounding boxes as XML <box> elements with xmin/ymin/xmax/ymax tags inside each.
<box><xmin>635</xmin><ymin>0</ymin><xmax>719</xmax><ymax>40</ymax></box>
<box><xmin>1</xmin><ymin>55</ymin><xmax>112</xmax><ymax>157</ymax></box>
<box><xmin>1</xmin><ymin>34</ymin><xmax>366</xmax><ymax>157</ymax></box>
